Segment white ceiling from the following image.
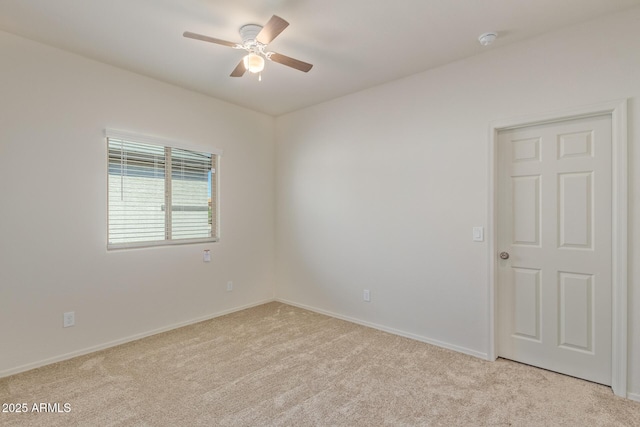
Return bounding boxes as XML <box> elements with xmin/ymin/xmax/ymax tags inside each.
<box><xmin>1</xmin><ymin>0</ymin><xmax>639</xmax><ymax>116</ymax></box>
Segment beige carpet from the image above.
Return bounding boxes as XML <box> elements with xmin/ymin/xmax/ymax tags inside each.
<box><xmin>1</xmin><ymin>302</ymin><xmax>638</xmax><ymax>426</ymax></box>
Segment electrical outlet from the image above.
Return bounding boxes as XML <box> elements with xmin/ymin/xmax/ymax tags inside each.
<box><xmin>226</xmin><ymin>281</ymin><xmax>233</xmax><ymax>292</ymax></box>
<box><xmin>63</xmin><ymin>311</ymin><xmax>75</xmax><ymax>328</ymax></box>
<box><xmin>363</xmin><ymin>289</ymin><xmax>371</xmax><ymax>302</ymax></box>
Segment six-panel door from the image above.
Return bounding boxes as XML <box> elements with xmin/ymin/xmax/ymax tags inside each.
<box><xmin>497</xmin><ymin>115</ymin><xmax>612</xmax><ymax>385</ymax></box>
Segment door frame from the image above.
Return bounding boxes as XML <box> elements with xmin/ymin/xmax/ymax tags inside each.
<box><xmin>487</xmin><ymin>99</ymin><xmax>628</xmax><ymax>398</ymax></box>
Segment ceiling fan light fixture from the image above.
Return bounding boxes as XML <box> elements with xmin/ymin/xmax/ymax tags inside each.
<box><xmin>184</xmin><ymin>15</ymin><xmax>313</xmax><ymax>78</ymax></box>
<box><xmin>243</xmin><ymin>53</ymin><xmax>265</xmax><ymax>73</ymax></box>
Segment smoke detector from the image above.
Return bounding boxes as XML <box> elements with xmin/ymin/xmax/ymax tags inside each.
<box><xmin>478</xmin><ymin>32</ymin><xmax>498</xmax><ymax>46</ymax></box>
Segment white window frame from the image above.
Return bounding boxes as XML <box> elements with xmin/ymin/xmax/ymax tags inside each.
<box><xmin>106</xmin><ymin>129</ymin><xmax>222</xmax><ymax>250</ymax></box>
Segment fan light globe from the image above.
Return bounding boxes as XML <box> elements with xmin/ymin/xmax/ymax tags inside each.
<box><xmin>243</xmin><ymin>53</ymin><xmax>265</xmax><ymax>73</ymax></box>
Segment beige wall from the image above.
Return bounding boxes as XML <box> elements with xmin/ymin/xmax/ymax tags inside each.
<box><xmin>0</xmin><ymin>31</ymin><xmax>276</xmax><ymax>375</ymax></box>
<box><xmin>275</xmin><ymin>8</ymin><xmax>640</xmax><ymax>397</ymax></box>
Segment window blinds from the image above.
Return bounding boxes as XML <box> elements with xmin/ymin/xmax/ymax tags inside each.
<box><xmin>107</xmin><ymin>136</ymin><xmax>217</xmax><ymax>249</ymax></box>
<box><xmin>170</xmin><ymin>147</ymin><xmax>215</xmax><ymax>240</ymax></box>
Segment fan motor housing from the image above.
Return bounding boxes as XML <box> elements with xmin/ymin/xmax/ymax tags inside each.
<box><xmin>239</xmin><ymin>24</ymin><xmax>263</xmax><ymax>44</ymax></box>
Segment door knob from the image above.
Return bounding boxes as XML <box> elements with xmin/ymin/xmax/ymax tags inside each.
<box><xmin>499</xmin><ymin>252</ymin><xmax>510</xmax><ymax>260</ymax></box>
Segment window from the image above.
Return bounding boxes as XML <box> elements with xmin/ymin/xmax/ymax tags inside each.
<box><xmin>106</xmin><ymin>130</ymin><xmax>219</xmax><ymax>249</ymax></box>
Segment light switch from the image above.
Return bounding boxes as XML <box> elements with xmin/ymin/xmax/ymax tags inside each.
<box><xmin>473</xmin><ymin>227</ymin><xmax>484</xmax><ymax>242</ymax></box>
<box><xmin>203</xmin><ymin>250</ymin><xmax>211</xmax><ymax>262</ymax></box>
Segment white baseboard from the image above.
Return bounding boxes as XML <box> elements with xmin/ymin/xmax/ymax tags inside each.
<box><xmin>0</xmin><ymin>298</ymin><xmax>275</xmax><ymax>379</ymax></box>
<box><xmin>628</xmin><ymin>392</ymin><xmax>640</xmax><ymax>402</ymax></box>
<box><xmin>276</xmin><ymin>298</ymin><xmax>488</xmax><ymax>360</ymax></box>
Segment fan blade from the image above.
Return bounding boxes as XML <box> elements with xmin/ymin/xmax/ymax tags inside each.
<box><xmin>269</xmin><ymin>52</ymin><xmax>313</xmax><ymax>72</ymax></box>
<box><xmin>230</xmin><ymin>60</ymin><xmax>246</xmax><ymax>77</ymax></box>
<box><xmin>256</xmin><ymin>15</ymin><xmax>289</xmax><ymax>45</ymax></box>
<box><xmin>183</xmin><ymin>31</ymin><xmax>238</xmax><ymax>48</ymax></box>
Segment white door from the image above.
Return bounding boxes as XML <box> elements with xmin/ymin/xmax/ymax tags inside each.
<box><xmin>497</xmin><ymin>114</ymin><xmax>612</xmax><ymax>385</ymax></box>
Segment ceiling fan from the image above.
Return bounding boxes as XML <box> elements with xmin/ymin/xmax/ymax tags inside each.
<box><xmin>184</xmin><ymin>15</ymin><xmax>313</xmax><ymax>79</ymax></box>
